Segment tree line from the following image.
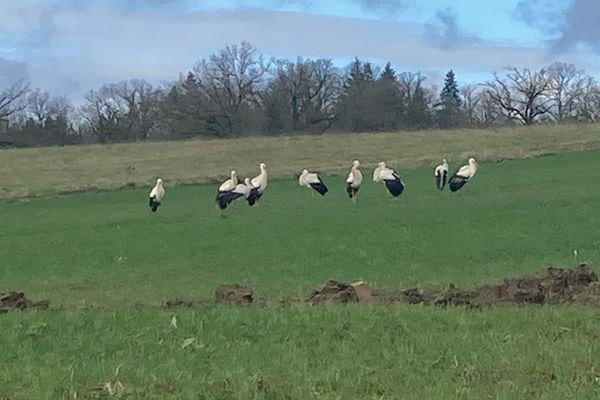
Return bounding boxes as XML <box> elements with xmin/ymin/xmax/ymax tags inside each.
<box><xmin>1</xmin><ymin>41</ymin><xmax>600</xmax><ymax>147</ymax></box>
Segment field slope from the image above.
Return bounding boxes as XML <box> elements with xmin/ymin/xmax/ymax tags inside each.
<box><xmin>2</xmin><ymin>133</ymin><xmax>600</xmax><ymax>399</ymax></box>
<box><xmin>2</xmin><ymin>149</ymin><xmax>600</xmax><ymax>307</ymax></box>
<box><xmin>1</xmin><ymin>123</ymin><xmax>600</xmax><ymax>199</ymax></box>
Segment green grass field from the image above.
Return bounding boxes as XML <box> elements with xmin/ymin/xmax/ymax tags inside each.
<box><xmin>2</xmin><ymin>123</ymin><xmax>600</xmax><ymax>200</ymax></box>
<box><xmin>2</xmin><ymin>307</ymin><xmax>600</xmax><ymax>399</ymax></box>
<box><xmin>2</xmin><ymin>149</ymin><xmax>600</xmax><ymax>307</ymax></box>
<box><xmin>2</xmin><ymin>132</ymin><xmax>600</xmax><ymax>398</ymax></box>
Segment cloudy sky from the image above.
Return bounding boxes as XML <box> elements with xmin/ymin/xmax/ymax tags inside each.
<box><xmin>1</xmin><ymin>0</ymin><xmax>599</xmax><ymax>101</ymax></box>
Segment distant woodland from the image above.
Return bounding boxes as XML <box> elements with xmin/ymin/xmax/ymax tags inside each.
<box><xmin>1</xmin><ymin>41</ymin><xmax>599</xmax><ymax>147</ymax></box>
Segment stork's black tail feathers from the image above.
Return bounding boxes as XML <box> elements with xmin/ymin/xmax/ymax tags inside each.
<box><xmin>346</xmin><ymin>182</ymin><xmax>355</xmax><ymax>198</ymax></box>
<box><xmin>384</xmin><ymin>178</ymin><xmax>404</xmax><ymax>197</ymax></box>
<box><xmin>247</xmin><ymin>187</ymin><xmax>260</xmax><ymax>206</ymax></box>
<box><xmin>448</xmin><ymin>175</ymin><xmax>468</xmax><ymax>192</ymax></box>
<box><xmin>149</xmin><ymin>196</ymin><xmax>160</xmax><ymax>212</ymax></box>
<box><xmin>216</xmin><ymin>191</ymin><xmax>231</xmax><ymax>209</ymax></box>
<box><xmin>310</xmin><ymin>179</ymin><xmax>328</xmax><ymax>196</ymax></box>
<box><xmin>435</xmin><ymin>171</ymin><xmax>447</xmax><ymax>190</ymax></box>
<box><xmin>229</xmin><ymin>192</ymin><xmax>244</xmax><ymax>203</ymax></box>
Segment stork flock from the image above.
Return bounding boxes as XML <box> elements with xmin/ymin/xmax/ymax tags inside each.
<box><xmin>147</xmin><ymin>158</ymin><xmax>479</xmax><ymax>212</ymax></box>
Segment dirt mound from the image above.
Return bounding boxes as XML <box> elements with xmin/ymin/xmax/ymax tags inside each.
<box><xmin>378</xmin><ymin>263</ymin><xmax>599</xmax><ymax>308</ymax></box>
<box><xmin>573</xmin><ymin>282</ymin><xmax>600</xmax><ymax>306</ymax></box>
<box><xmin>154</xmin><ymin>264</ymin><xmax>600</xmax><ymax>310</ymax></box>
<box><xmin>215</xmin><ymin>284</ymin><xmax>253</xmax><ymax>304</ymax></box>
<box><xmin>351</xmin><ymin>281</ymin><xmax>375</xmax><ymax>303</ymax></box>
<box><xmin>161</xmin><ymin>298</ymin><xmax>194</xmax><ymax>308</ymax></box>
<box><xmin>432</xmin><ymin>284</ymin><xmax>478</xmax><ymax>307</ymax></box>
<box><xmin>307</xmin><ymin>280</ymin><xmax>358</xmax><ymax>305</ymax></box>
<box><xmin>0</xmin><ymin>291</ymin><xmax>49</xmax><ymax>314</ymax></box>
<box><xmin>474</xmin><ymin>263</ymin><xmax>597</xmax><ymax>306</ymax></box>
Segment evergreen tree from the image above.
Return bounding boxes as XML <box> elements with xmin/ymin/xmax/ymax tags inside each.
<box><xmin>380</xmin><ymin>62</ymin><xmax>396</xmax><ymax>82</ymax></box>
<box><xmin>408</xmin><ymin>85</ymin><xmax>432</xmax><ymax>128</ymax></box>
<box><xmin>441</xmin><ymin>70</ymin><xmax>461</xmax><ymax>106</ymax></box>
<box><xmin>437</xmin><ymin>69</ymin><xmax>463</xmax><ymax>128</ymax></box>
<box><xmin>362</xmin><ymin>62</ymin><xmax>374</xmax><ymax>82</ymax></box>
<box><xmin>376</xmin><ymin>62</ymin><xmax>403</xmax><ymax>130</ymax></box>
<box><xmin>338</xmin><ymin>58</ymin><xmax>380</xmax><ymax>131</ymax></box>
<box><xmin>159</xmin><ymin>72</ymin><xmax>210</xmax><ymax>137</ymax></box>
<box><xmin>346</xmin><ymin>57</ymin><xmax>363</xmax><ymax>87</ymax></box>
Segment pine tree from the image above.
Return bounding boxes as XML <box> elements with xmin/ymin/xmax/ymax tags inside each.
<box><xmin>159</xmin><ymin>72</ymin><xmax>210</xmax><ymax>137</ymax></box>
<box><xmin>380</xmin><ymin>62</ymin><xmax>396</xmax><ymax>82</ymax></box>
<box><xmin>377</xmin><ymin>62</ymin><xmax>402</xmax><ymax>129</ymax></box>
<box><xmin>408</xmin><ymin>85</ymin><xmax>432</xmax><ymax>128</ymax></box>
<box><xmin>362</xmin><ymin>62</ymin><xmax>374</xmax><ymax>82</ymax></box>
<box><xmin>338</xmin><ymin>57</ymin><xmax>379</xmax><ymax>131</ymax></box>
<box><xmin>441</xmin><ymin>70</ymin><xmax>461</xmax><ymax>106</ymax></box>
<box><xmin>437</xmin><ymin>69</ymin><xmax>463</xmax><ymax>128</ymax></box>
<box><xmin>346</xmin><ymin>57</ymin><xmax>363</xmax><ymax>87</ymax></box>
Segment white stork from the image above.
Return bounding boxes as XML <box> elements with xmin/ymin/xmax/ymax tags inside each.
<box><xmin>448</xmin><ymin>158</ymin><xmax>479</xmax><ymax>192</ymax></box>
<box><xmin>148</xmin><ymin>178</ymin><xmax>165</xmax><ymax>212</ymax></box>
<box><xmin>228</xmin><ymin>177</ymin><xmax>254</xmax><ymax>205</ymax></box>
<box><xmin>434</xmin><ymin>159</ymin><xmax>449</xmax><ymax>190</ymax></box>
<box><xmin>215</xmin><ymin>170</ymin><xmax>238</xmax><ymax>210</ymax></box>
<box><xmin>372</xmin><ymin>162</ymin><xmax>404</xmax><ymax>197</ymax></box>
<box><xmin>346</xmin><ymin>160</ymin><xmax>363</xmax><ymax>203</ymax></box>
<box><xmin>248</xmin><ymin>162</ymin><xmax>268</xmax><ymax>205</ymax></box>
<box><xmin>299</xmin><ymin>169</ymin><xmax>328</xmax><ymax>196</ymax></box>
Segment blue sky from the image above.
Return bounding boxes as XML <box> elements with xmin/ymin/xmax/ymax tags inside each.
<box><xmin>1</xmin><ymin>0</ymin><xmax>599</xmax><ymax>101</ymax></box>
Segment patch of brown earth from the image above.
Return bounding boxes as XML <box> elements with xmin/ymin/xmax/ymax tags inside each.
<box><xmin>372</xmin><ymin>263</ymin><xmax>599</xmax><ymax>308</ymax></box>
<box><xmin>148</xmin><ymin>264</ymin><xmax>600</xmax><ymax>310</ymax></box>
<box><xmin>161</xmin><ymin>298</ymin><xmax>194</xmax><ymax>308</ymax></box>
<box><xmin>215</xmin><ymin>284</ymin><xmax>253</xmax><ymax>304</ymax></box>
<box><xmin>0</xmin><ymin>291</ymin><xmax>49</xmax><ymax>314</ymax></box>
<box><xmin>351</xmin><ymin>281</ymin><xmax>375</xmax><ymax>303</ymax></box>
<box><xmin>306</xmin><ymin>280</ymin><xmax>358</xmax><ymax>305</ymax></box>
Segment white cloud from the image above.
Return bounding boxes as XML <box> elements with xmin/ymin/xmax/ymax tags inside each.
<box><xmin>1</xmin><ymin>1</ymin><xmax>599</xmax><ymax>100</ymax></box>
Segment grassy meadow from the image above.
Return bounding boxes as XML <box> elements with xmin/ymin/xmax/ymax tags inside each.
<box><xmin>1</xmin><ymin>123</ymin><xmax>600</xmax><ymax>200</ymax></box>
<box><xmin>2</xmin><ymin>127</ymin><xmax>600</xmax><ymax>398</ymax></box>
<box><xmin>2</xmin><ymin>150</ymin><xmax>600</xmax><ymax>307</ymax></box>
<box><xmin>2</xmin><ymin>307</ymin><xmax>600</xmax><ymax>399</ymax></box>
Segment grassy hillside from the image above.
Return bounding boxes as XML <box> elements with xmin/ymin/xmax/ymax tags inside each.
<box><xmin>2</xmin><ymin>307</ymin><xmax>599</xmax><ymax>399</ymax></box>
<box><xmin>1</xmin><ymin>123</ymin><xmax>599</xmax><ymax>199</ymax></box>
<box><xmin>1</xmin><ymin>150</ymin><xmax>599</xmax><ymax>307</ymax></box>
<box><xmin>3</xmin><ymin>134</ymin><xmax>600</xmax><ymax>399</ymax></box>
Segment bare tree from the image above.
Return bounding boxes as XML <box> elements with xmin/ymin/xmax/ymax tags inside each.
<box><xmin>112</xmin><ymin>79</ymin><xmax>161</xmax><ymax>139</ymax></box>
<box><xmin>479</xmin><ymin>91</ymin><xmax>503</xmax><ymax>126</ymax></box>
<box><xmin>265</xmin><ymin>57</ymin><xmax>340</xmax><ymax>133</ymax></box>
<box><xmin>193</xmin><ymin>41</ymin><xmax>270</xmax><ymax>135</ymax></box>
<box><xmin>485</xmin><ymin>67</ymin><xmax>553</xmax><ymax>125</ymax></box>
<box><xmin>397</xmin><ymin>72</ymin><xmax>431</xmax><ymax>128</ymax></box>
<box><xmin>576</xmin><ymin>77</ymin><xmax>600</xmax><ymax>122</ymax></box>
<box><xmin>460</xmin><ymin>85</ymin><xmax>483</xmax><ymax>126</ymax></box>
<box><xmin>397</xmin><ymin>72</ymin><xmax>426</xmax><ymax>105</ymax></box>
<box><xmin>0</xmin><ymin>80</ymin><xmax>30</xmax><ymax>120</ymax></box>
<box><xmin>80</xmin><ymin>80</ymin><xmax>160</xmax><ymax>142</ymax></box>
<box><xmin>27</xmin><ymin>89</ymin><xmax>50</xmax><ymax>124</ymax></box>
<box><xmin>27</xmin><ymin>89</ymin><xmax>72</xmax><ymax>126</ymax></box>
<box><xmin>545</xmin><ymin>62</ymin><xmax>586</xmax><ymax>122</ymax></box>
<box><xmin>80</xmin><ymin>85</ymin><xmax>128</xmax><ymax>143</ymax></box>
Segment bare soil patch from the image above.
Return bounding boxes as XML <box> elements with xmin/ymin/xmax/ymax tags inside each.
<box><xmin>0</xmin><ymin>291</ymin><xmax>49</xmax><ymax>314</ymax></box>
<box><xmin>372</xmin><ymin>263</ymin><xmax>599</xmax><ymax>308</ymax></box>
<box><xmin>307</xmin><ymin>280</ymin><xmax>359</xmax><ymax>305</ymax></box>
<box><xmin>215</xmin><ymin>284</ymin><xmax>254</xmax><ymax>304</ymax></box>
<box><xmin>144</xmin><ymin>264</ymin><xmax>600</xmax><ymax>310</ymax></box>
